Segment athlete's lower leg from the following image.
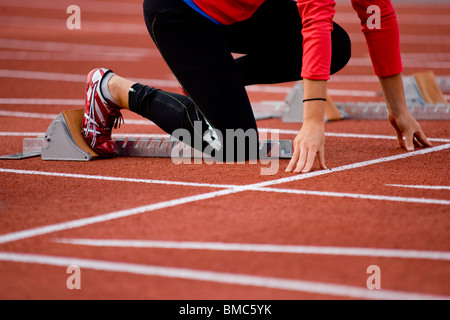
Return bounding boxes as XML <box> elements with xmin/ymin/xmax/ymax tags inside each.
<box><xmin>107</xmin><ymin>75</ymin><xmax>135</xmax><ymax>110</ymax></box>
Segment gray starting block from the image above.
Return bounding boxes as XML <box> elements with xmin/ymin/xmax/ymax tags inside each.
<box><xmin>282</xmin><ymin>81</ymin><xmax>304</xmax><ymax>123</ymax></box>
<box><xmin>41</xmin><ymin>112</ymin><xmax>95</xmax><ymax>161</ymax></box>
<box><xmin>0</xmin><ymin>109</ymin><xmax>292</xmax><ymax>161</ymax></box>
<box><xmin>335</xmin><ymin>72</ymin><xmax>450</xmax><ymax>120</ymax></box>
<box><xmin>281</xmin><ymin>82</ymin><xmax>344</xmax><ymax>123</ymax></box>
<box><xmin>280</xmin><ymin>71</ymin><xmax>449</xmax><ymax>122</ymax></box>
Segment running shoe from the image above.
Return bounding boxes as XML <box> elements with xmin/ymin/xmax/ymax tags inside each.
<box><xmin>82</xmin><ymin>68</ymin><xmax>123</xmax><ymax>158</ymax></box>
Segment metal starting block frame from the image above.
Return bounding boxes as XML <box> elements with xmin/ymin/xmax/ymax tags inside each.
<box><xmin>280</xmin><ymin>71</ymin><xmax>449</xmax><ymax>122</ymax></box>
<box><xmin>335</xmin><ymin>101</ymin><xmax>450</xmax><ymax>120</ymax></box>
<box><xmin>0</xmin><ymin>109</ymin><xmax>292</xmax><ymax>161</ymax></box>
<box><xmin>335</xmin><ymin>71</ymin><xmax>450</xmax><ymax>120</ymax></box>
<box><xmin>114</xmin><ymin>137</ymin><xmax>292</xmax><ymax>160</ymax></box>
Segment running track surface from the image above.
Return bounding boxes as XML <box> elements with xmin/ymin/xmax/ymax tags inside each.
<box><xmin>0</xmin><ymin>0</ymin><xmax>449</xmax><ymax>300</ymax></box>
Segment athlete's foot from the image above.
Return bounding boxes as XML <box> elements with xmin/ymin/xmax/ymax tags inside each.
<box><xmin>82</xmin><ymin>68</ymin><xmax>123</xmax><ymax>158</ymax></box>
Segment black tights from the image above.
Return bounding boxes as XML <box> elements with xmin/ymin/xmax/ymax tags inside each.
<box><xmin>129</xmin><ymin>0</ymin><xmax>351</xmax><ymax>160</ymax></box>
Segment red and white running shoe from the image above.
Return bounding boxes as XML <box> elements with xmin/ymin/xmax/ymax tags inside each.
<box><xmin>82</xmin><ymin>68</ymin><xmax>123</xmax><ymax>158</ymax></box>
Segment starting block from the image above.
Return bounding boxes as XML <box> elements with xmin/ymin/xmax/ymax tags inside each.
<box><xmin>0</xmin><ymin>109</ymin><xmax>292</xmax><ymax>161</ymax></box>
<box><xmin>0</xmin><ymin>109</ymin><xmax>97</xmax><ymax>161</ymax></box>
<box><xmin>42</xmin><ymin>109</ymin><xmax>99</xmax><ymax>161</ymax></box>
<box><xmin>336</xmin><ymin>71</ymin><xmax>449</xmax><ymax>120</ymax></box>
<box><xmin>281</xmin><ymin>81</ymin><xmax>343</xmax><ymax>123</ymax></box>
<box><xmin>281</xmin><ymin>71</ymin><xmax>449</xmax><ymax>122</ymax></box>
<box><xmin>404</xmin><ymin>71</ymin><xmax>447</xmax><ymax>106</ymax></box>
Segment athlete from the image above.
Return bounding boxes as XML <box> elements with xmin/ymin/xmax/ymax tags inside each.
<box><xmin>82</xmin><ymin>0</ymin><xmax>431</xmax><ymax>173</ymax></box>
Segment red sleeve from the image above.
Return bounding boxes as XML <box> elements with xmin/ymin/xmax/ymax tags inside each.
<box><xmin>351</xmin><ymin>0</ymin><xmax>403</xmax><ymax>77</ymax></box>
<box><xmin>297</xmin><ymin>0</ymin><xmax>336</xmax><ymax>80</ymax></box>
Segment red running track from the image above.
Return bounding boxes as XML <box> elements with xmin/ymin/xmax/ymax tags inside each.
<box><xmin>0</xmin><ymin>0</ymin><xmax>449</xmax><ymax>300</ymax></box>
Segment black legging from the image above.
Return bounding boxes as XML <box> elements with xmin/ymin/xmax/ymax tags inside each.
<box><xmin>129</xmin><ymin>0</ymin><xmax>351</xmax><ymax>160</ymax></box>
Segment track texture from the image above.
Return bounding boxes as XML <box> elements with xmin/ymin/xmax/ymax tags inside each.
<box><xmin>0</xmin><ymin>0</ymin><xmax>449</xmax><ymax>300</ymax></box>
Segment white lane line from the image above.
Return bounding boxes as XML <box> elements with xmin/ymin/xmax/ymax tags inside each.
<box><xmin>1</xmin><ymin>110</ymin><xmax>449</xmax><ymax>143</ymax></box>
<box><xmin>0</xmin><ymin>0</ymin><xmax>141</xmax><ymax>16</ymax></box>
<box><xmin>261</xmin><ymin>129</ymin><xmax>450</xmax><ymax>143</ymax></box>
<box><xmin>55</xmin><ymin>239</ymin><xmax>450</xmax><ymax>261</ymax></box>
<box><xmin>0</xmin><ymin>188</ymin><xmax>239</xmax><ymax>245</ymax></box>
<box><xmin>2</xmin><ymin>69</ymin><xmax>448</xmax><ymax>88</ymax></box>
<box><xmin>349</xmin><ymin>57</ymin><xmax>450</xmax><ymax>69</ymax></box>
<box><xmin>0</xmin><ymin>16</ymin><xmax>148</xmax><ymax>36</ymax></box>
<box><xmin>401</xmin><ymin>52</ymin><xmax>450</xmax><ymax>60</ymax></box>
<box><xmin>0</xmin><ymin>252</ymin><xmax>448</xmax><ymax>300</ymax></box>
<box><xmin>252</xmin><ymin>143</ymin><xmax>450</xmax><ymax>188</ymax></box>
<box><xmin>2</xmin><ymin>11</ymin><xmax>450</xmax><ymax>45</ymax></box>
<box><xmin>0</xmin><ymin>168</ymin><xmax>236</xmax><ymax>189</ymax></box>
<box><xmin>0</xmin><ymin>132</ymin><xmax>167</xmax><ymax>138</ymax></box>
<box><xmin>3</xmin><ymin>109</ymin><xmax>448</xmax><ymax>142</ymax></box>
<box><xmin>348</xmin><ymin>33</ymin><xmax>450</xmax><ymax>45</ymax></box>
<box><xmin>330</xmin><ymin>133</ymin><xmax>450</xmax><ymax>144</ymax></box>
<box><xmin>0</xmin><ymin>69</ymin><xmax>86</xmax><ymax>82</ymax></box>
<box><xmin>5</xmin><ymin>68</ymin><xmax>449</xmax><ymax>98</ymax></box>
<box><xmin>330</xmin><ymin>74</ymin><xmax>450</xmax><ymax>87</ymax></box>
<box><xmin>3</xmin><ymin>0</ymin><xmax>449</xmax><ymax>26</ymax></box>
<box><xmin>252</xmin><ymin>187</ymin><xmax>450</xmax><ymax>205</ymax></box>
<box><xmin>0</xmin><ymin>110</ymin><xmax>155</xmax><ymax>126</ymax></box>
<box><xmin>0</xmin><ymin>70</ymin><xmax>380</xmax><ymax>97</ymax></box>
<box><xmin>335</xmin><ymin>11</ymin><xmax>450</xmax><ymax>26</ymax></box>
<box><xmin>0</xmin><ymin>99</ymin><xmax>84</xmax><ymax>106</ymax></box>
<box><xmin>0</xmin><ymin>69</ymin><xmax>180</xmax><ymax>88</ymax></box>
<box><xmin>0</xmin><ymin>39</ymin><xmax>156</xmax><ymax>56</ymax></box>
<box><xmin>2</xmin><ymin>9</ymin><xmax>449</xmax><ymax>42</ymax></box>
<box><xmin>0</xmin><ymin>50</ymin><xmax>149</xmax><ymax>62</ymax></box>
<box><xmin>327</xmin><ymin>89</ymin><xmax>378</xmax><ymax>97</ymax></box>
<box><xmin>397</xmin><ymin>34</ymin><xmax>450</xmax><ymax>46</ymax></box>
<box><xmin>387</xmin><ymin>184</ymin><xmax>450</xmax><ymax>190</ymax></box>
<box><xmin>0</xmin><ymin>132</ymin><xmax>45</xmax><ymax>137</ymax></box>
<box><xmin>330</xmin><ymin>75</ymin><xmax>379</xmax><ymax>82</ymax></box>
<box><xmin>1</xmin><ymin>168</ymin><xmax>449</xmax><ymax>206</ymax></box>
<box><xmin>2</xmin><ymin>129</ymin><xmax>450</xmax><ymax>143</ymax></box>
<box><xmin>0</xmin><ymin>143</ymin><xmax>449</xmax><ymax>245</ymax></box>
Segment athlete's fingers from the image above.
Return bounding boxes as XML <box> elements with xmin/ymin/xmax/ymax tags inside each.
<box><xmin>404</xmin><ymin>130</ymin><xmax>415</xmax><ymax>151</ymax></box>
<box><xmin>294</xmin><ymin>145</ymin><xmax>308</xmax><ymax>173</ymax></box>
<box><xmin>395</xmin><ymin>130</ymin><xmax>406</xmax><ymax>149</ymax></box>
<box><xmin>390</xmin><ymin>118</ymin><xmax>406</xmax><ymax>149</ymax></box>
<box><xmin>301</xmin><ymin>145</ymin><xmax>318</xmax><ymax>173</ymax></box>
<box><xmin>413</xmin><ymin>138</ymin><xmax>422</xmax><ymax>148</ymax></box>
<box><xmin>389</xmin><ymin>113</ymin><xmax>432</xmax><ymax>151</ymax></box>
<box><xmin>287</xmin><ymin>124</ymin><xmax>325</xmax><ymax>174</ymax></box>
<box><xmin>415</xmin><ymin>130</ymin><xmax>433</xmax><ymax>148</ymax></box>
<box><xmin>285</xmin><ymin>143</ymin><xmax>300</xmax><ymax>173</ymax></box>
<box><xmin>318</xmin><ymin>146</ymin><xmax>327</xmax><ymax>170</ymax></box>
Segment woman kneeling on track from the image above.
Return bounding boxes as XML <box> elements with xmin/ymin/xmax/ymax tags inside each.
<box><xmin>81</xmin><ymin>0</ymin><xmax>432</xmax><ymax>173</ymax></box>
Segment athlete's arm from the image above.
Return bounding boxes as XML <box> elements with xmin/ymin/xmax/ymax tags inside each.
<box><xmin>286</xmin><ymin>0</ymin><xmax>335</xmax><ymax>173</ymax></box>
<box><xmin>352</xmin><ymin>0</ymin><xmax>431</xmax><ymax>150</ymax></box>
<box><xmin>286</xmin><ymin>79</ymin><xmax>327</xmax><ymax>173</ymax></box>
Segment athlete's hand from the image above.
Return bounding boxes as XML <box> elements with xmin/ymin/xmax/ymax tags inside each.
<box><xmin>388</xmin><ymin>112</ymin><xmax>432</xmax><ymax>151</ymax></box>
<box><xmin>287</xmin><ymin>79</ymin><xmax>328</xmax><ymax>173</ymax></box>
<box><xmin>285</xmin><ymin>121</ymin><xmax>327</xmax><ymax>173</ymax></box>
<box><xmin>378</xmin><ymin>73</ymin><xmax>432</xmax><ymax>151</ymax></box>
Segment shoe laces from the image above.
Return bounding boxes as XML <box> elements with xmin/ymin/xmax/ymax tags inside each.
<box><xmin>84</xmin><ymin>102</ymin><xmax>124</xmax><ymax>148</ymax></box>
<box><xmin>107</xmin><ymin>107</ymin><xmax>124</xmax><ymax>130</ymax></box>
